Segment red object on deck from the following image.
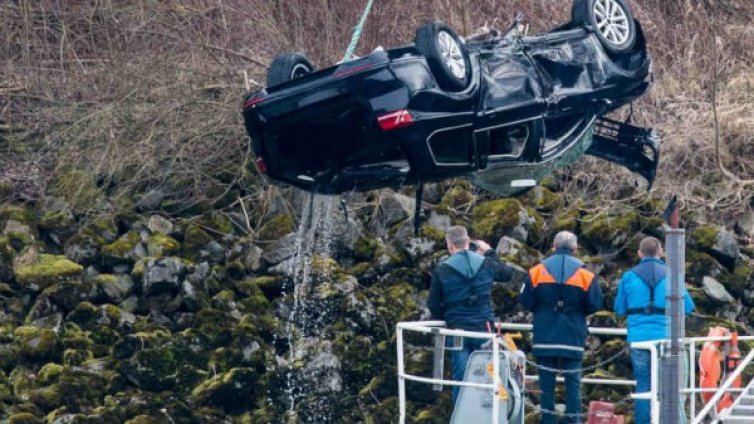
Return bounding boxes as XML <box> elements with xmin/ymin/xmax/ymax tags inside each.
<box><xmin>587</xmin><ymin>401</ymin><xmax>625</xmax><ymax>424</ymax></box>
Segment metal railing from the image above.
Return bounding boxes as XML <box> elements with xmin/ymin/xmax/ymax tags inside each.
<box><xmin>397</xmin><ymin>321</ymin><xmax>754</xmax><ymax>424</ymax></box>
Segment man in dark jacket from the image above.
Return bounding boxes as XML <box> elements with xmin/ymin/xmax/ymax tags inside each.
<box><xmin>428</xmin><ymin>225</ymin><xmax>513</xmax><ymax>403</ymax></box>
<box><xmin>614</xmin><ymin>236</ymin><xmax>695</xmax><ymax>424</ymax></box>
<box><xmin>520</xmin><ymin>231</ymin><xmax>603</xmax><ymax>424</ymax></box>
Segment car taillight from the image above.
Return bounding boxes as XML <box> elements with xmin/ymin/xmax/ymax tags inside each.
<box><xmin>377</xmin><ymin>109</ymin><xmax>413</xmax><ymax>131</ymax></box>
<box><xmin>243</xmin><ymin>96</ymin><xmax>265</xmax><ymax>109</ymax></box>
<box><xmin>255</xmin><ymin>157</ymin><xmax>267</xmax><ymax>173</ymax></box>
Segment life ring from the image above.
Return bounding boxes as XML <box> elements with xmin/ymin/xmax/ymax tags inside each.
<box><xmin>698</xmin><ymin>327</ymin><xmax>741</xmax><ymax>412</ymax></box>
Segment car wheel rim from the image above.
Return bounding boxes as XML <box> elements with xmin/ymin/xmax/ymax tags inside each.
<box><xmin>593</xmin><ymin>0</ymin><xmax>631</xmax><ymax>46</ymax></box>
<box><xmin>291</xmin><ymin>63</ymin><xmax>311</xmax><ymax>79</ymax></box>
<box><xmin>437</xmin><ymin>30</ymin><xmax>466</xmax><ymax>80</ymax></box>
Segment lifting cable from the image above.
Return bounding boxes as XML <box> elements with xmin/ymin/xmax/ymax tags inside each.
<box><xmin>341</xmin><ymin>0</ymin><xmax>375</xmax><ymax>63</ymax></box>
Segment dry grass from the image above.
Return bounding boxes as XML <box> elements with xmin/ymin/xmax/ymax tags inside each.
<box><xmin>1</xmin><ymin>0</ymin><xmax>753</xmax><ymax>222</ymax></box>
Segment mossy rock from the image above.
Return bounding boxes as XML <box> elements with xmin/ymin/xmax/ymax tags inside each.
<box><xmin>472</xmin><ymin>199</ymin><xmax>523</xmax><ymax>240</ymax></box>
<box><xmin>14</xmin><ymin>254</ymin><xmax>84</xmax><ymax>288</ymax></box>
<box><xmin>439</xmin><ymin>181</ymin><xmax>475</xmax><ymax>211</ymax></box>
<box><xmin>28</xmin><ymin>384</ymin><xmax>63</xmax><ymax>412</ymax></box>
<box><xmin>0</xmin><ymin>235</ymin><xmax>15</xmax><ymax>281</ymax></box>
<box><xmin>0</xmin><ymin>204</ymin><xmax>36</xmax><ymax>227</ymax></box>
<box><xmin>37</xmin><ymin>209</ymin><xmax>74</xmax><ymax>232</ymax></box>
<box><xmin>256</xmin><ymin>214</ymin><xmax>294</xmax><ymax>242</ymax></box>
<box><xmin>198</xmin><ymin>211</ymin><xmax>234</xmax><ymax>236</ymax></box>
<box><xmin>48</xmin><ymin>167</ymin><xmax>102</xmax><ymax>212</ymax></box>
<box><xmin>690</xmin><ymin>226</ymin><xmax>720</xmax><ymax>249</ymax></box>
<box><xmin>3</xmin><ymin>219</ymin><xmax>38</xmax><ymax>249</ymax></box>
<box><xmin>190</xmin><ymin>367</ymin><xmax>257</xmax><ymax>412</ymax></box>
<box><xmin>8</xmin><ymin>412</ymin><xmax>44</xmax><ymax>424</ymax></box>
<box><xmin>102</xmin><ymin>232</ymin><xmax>144</xmax><ymax>264</ymax></box>
<box><xmin>182</xmin><ymin>224</ymin><xmax>213</xmax><ymax>258</ymax></box>
<box><xmin>522</xmin><ymin>186</ymin><xmax>563</xmax><ymax>212</ymax></box>
<box><xmin>124</xmin><ymin>415</ymin><xmax>165</xmax><ymax>424</ymax></box>
<box><xmin>37</xmin><ymin>363</ymin><xmax>64</xmax><ymax>385</ymax></box>
<box><xmin>551</xmin><ymin>206</ymin><xmax>581</xmax><ymax>233</ymax></box>
<box><xmin>12</xmin><ymin>326</ymin><xmax>60</xmax><ymax>362</ymax></box>
<box><xmin>581</xmin><ymin>208</ymin><xmax>641</xmax><ymax>250</ymax></box>
<box><xmin>353</xmin><ymin>236</ymin><xmax>381</xmax><ymax>261</ymax></box>
<box><xmin>146</xmin><ymin>234</ymin><xmax>180</xmax><ymax>258</ymax></box>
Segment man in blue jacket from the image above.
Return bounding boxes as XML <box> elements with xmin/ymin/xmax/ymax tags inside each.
<box><xmin>520</xmin><ymin>231</ymin><xmax>603</xmax><ymax>424</ymax></box>
<box><xmin>614</xmin><ymin>236</ymin><xmax>695</xmax><ymax>424</ymax></box>
<box><xmin>428</xmin><ymin>225</ymin><xmax>513</xmax><ymax>403</ymax></box>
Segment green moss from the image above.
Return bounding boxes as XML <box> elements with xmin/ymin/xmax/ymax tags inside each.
<box><xmin>472</xmin><ymin>199</ymin><xmax>522</xmax><ymax>240</ymax></box>
<box><xmin>581</xmin><ymin>209</ymin><xmax>641</xmax><ymax>248</ymax></box>
<box><xmin>63</xmin><ymin>349</ymin><xmax>93</xmax><ymax>366</ymax></box>
<box><xmin>37</xmin><ymin>363</ymin><xmax>65</xmax><ymax>385</ymax></box>
<box><xmin>146</xmin><ymin>233</ymin><xmax>180</xmax><ymax>257</ymax></box>
<box><xmin>190</xmin><ymin>367</ymin><xmax>256</xmax><ymax>411</ymax></box>
<box><xmin>420</xmin><ymin>225</ymin><xmax>445</xmax><ymax>244</ymax></box>
<box><xmin>101</xmin><ymin>232</ymin><xmax>142</xmax><ymax>262</ymax></box>
<box><xmin>12</xmin><ymin>325</ymin><xmax>60</xmax><ymax>361</ymax></box>
<box><xmin>183</xmin><ymin>224</ymin><xmax>213</xmax><ymax>256</ymax></box>
<box><xmin>28</xmin><ymin>383</ymin><xmax>63</xmax><ymax>411</ymax></box>
<box><xmin>257</xmin><ymin>214</ymin><xmax>294</xmax><ymax>242</ymax></box>
<box><xmin>48</xmin><ymin>167</ymin><xmax>101</xmax><ymax>212</ymax></box>
<box><xmin>353</xmin><ymin>236</ymin><xmax>381</xmax><ymax>261</ymax></box>
<box><xmin>14</xmin><ymin>254</ymin><xmax>83</xmax><ymax>288</ymax></box>
<box><xmin>199</xmin><ymin>211</ymin><xmax>234</xmax><ymax>235</ymax></box>
<box><xmin>691</xmin><ymin>226</ymin><xmax>720</xmax><ymax>249</ymax></box>
<box><xmin>8</xmin><ymin>412</ymin><xmax>43</xmax><ymax>424</ymax></box>
<box><xmin>440</xmin><ymin>182</ymin><xmax>474</xmax><ymax>210</ymax></box>
<box><xmin>67</xmin><ymin>301</ymin><xmax>99</xmax><ymax>327</ymax></box>
<box><xmin>552</xmin><ymin>206</ymin><xmax>581</xmax><ymax>233</ymax></box>
<box><xmin>526</xmin><ymin>207</ymin><xmax>545</xmax><ymax>244</ymax></box>
<box><xmin>125</xmin><ymin>415</ymin><xmax>163</xmax><ymax>424</ymax></box>
<box><xmin>37</xmin><ymin>210</ymin><xmax>73</xmax><ymax>231</ymax></box>
<box><xmin>0</xmin><ymin>204</ymin><xmax>35</xmax><ymax>226</ymax></box>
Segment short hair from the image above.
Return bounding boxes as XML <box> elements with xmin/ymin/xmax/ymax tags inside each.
<box><xmin>446</xmin><ymin>226</ymin><xmax>470</xmax><ymax>248</ymax></box>
<box><xmin>553</xmin><ymin>231</ymin><xmax>578</xmax><ymax>251</ymax></box>
<box><xmin>639</xmin><ymin>237</ymin><xmax>662</xmax><ymax>257</ymax></box>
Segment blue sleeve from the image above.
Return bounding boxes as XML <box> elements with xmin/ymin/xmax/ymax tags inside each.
<box><xmin>428</xmin><ymin>268</ymin><xmax>444</xmax><ymax>319</ymax></box>
<box><xmin>683</xmin><ymin>286</ymin><xmax>695</xmax><ymax>314</ymax></box>
<box><xmin>586</xmin><ymin>276</ymin><xmax>604</xmax><ymax>314</ymax></box>
<box><xmin>519</xmin><ymin>275</ymin><xmax>536</xmax><ymax>312</ymax></box>
<box><xmin>613</xmin><ymin>273</ymin><xmax>628</xmax><ymax>316</ymax></box>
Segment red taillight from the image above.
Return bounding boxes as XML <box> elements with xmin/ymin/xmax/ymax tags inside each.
<box><xmin>377</xmin><ymin>109</ymin><xmax>414</xmax><ymax>131</ymax></box>
<box><xmin>255</xmin><ymin>157</ymin><xmax>267</xmax><ymax>173</ymax></box>
<box><xmin>243</xmin><ymin>97</ymin><xmax>265</xmax><ymax>109</ymax></box>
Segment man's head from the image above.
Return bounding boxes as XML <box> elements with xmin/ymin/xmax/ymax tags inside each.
<box><xmin>445</xmin><ymin>225</ymin><xmax>470</xmax><ymax>254</ymax></box>
<box><xmin>638</xmin><ymin>236</ymin><xmax>663</xmax><ymax>259</ymax></box>
<box><xmin>553</xmin><ymin>231</ymin><xmax>578</xmax><ymax>252</ymax></box>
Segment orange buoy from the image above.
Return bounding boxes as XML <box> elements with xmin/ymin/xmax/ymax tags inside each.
<box><xmin>698</xmin><ymin>327</ymin><xmax>741</xmax><ymax>412</ymax></box>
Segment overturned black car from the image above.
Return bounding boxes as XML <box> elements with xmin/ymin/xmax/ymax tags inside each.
<box><xmin>242</xmin><ymin>0</ymin><xmax>659</xmax><ymax>196</ymax></box>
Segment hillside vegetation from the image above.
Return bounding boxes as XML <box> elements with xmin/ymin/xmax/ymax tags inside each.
<box><xmin>1</xmin><ymin>1</ymin><xmax>754</xmax><ymax>423</ymax></box>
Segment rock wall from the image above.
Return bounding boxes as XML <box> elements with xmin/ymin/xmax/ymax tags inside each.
<box><xmin>0</xmin><ymin>179</ymin><xmax>752</xmax><ymax>423</ymax></box>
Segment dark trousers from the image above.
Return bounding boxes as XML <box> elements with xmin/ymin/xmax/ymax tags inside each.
<box><xmin>450</xmin><ymin>337</ymin><xmax>485</xmax><ymax>405</ymax></box>
<box><xmin>537</xmin><ymin>356</ymin><xmax>583</xmax><ymax>424</ymax></box>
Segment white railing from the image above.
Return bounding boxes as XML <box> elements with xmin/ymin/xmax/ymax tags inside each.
<box><xmin>397</xmin><ymin>320</ymin><xmax>511</xmax><ymax>424</ymax></box>
<box><xmin>397</xmin><ymin>321</ymin><xmax>754</xmax><ymax>424</ymax></box>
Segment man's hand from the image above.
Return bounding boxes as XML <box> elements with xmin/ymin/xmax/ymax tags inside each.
<box><xmin>474</xmin><ymin>240</ymin><xmax>492</xmax><ymax>253</ymax></box>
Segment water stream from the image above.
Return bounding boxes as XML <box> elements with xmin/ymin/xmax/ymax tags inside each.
<box><xmin>281</xmin><ymin>193</ymin><xmax>341</xmax><ymax>423</ymax></box>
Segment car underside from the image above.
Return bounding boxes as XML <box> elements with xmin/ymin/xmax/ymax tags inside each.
<box><xmin>242</xmin><ymin>0</ymin><xmax>658</xmax><ymax>196</ymax></box>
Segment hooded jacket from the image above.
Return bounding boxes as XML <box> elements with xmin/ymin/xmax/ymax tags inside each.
<box><xmin>428</xmin><ymin>249</ymin><xmax>513</xmax><ymax>331</ymax></box>
<box><xmin>520</xmin><ymin>249</ymin><xmax>604</xmax><ymax>359</ymax></box>
<box><xmin>614</xmin><ymin>257</ymin><xmax>695</xmax><ymax>343</ymax></box>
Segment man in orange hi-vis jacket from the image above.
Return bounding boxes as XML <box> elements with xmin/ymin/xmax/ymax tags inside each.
<box><xmin>520</xmin><ymin>231</ymin><xmax>604</xmax><ymax>424</ymax></box>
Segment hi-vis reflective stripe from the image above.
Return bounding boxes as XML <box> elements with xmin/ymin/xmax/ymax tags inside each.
<box><xmin>529</xmin><ymin>264</ymin><xmax>594</xmax><ymax>291</ymax></box>
<box><xmin>532</xmin><ymin>344</ymin><xmax>585</xmax><ymax>352</ymax></box>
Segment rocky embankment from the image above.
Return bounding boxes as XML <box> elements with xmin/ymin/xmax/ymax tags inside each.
<box><xmin>0</xmin><ymin>179</ymin><xmax>752</xmax><ymax>423</ymax></box>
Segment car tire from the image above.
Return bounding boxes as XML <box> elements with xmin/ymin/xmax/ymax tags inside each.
<box><xmin>572</xmin><ymin>0</ymin><xmax>637</xmax><ymax>54</ymax></box>
<box><xmin>415</xmin><ymin>21</ymin><xmax>471</xmax><ymax>92</ymax></box>
<box><xmin>266</xmin><ymin>53</ymin><xmax>315</xmax><ymax>88</ymax></box>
